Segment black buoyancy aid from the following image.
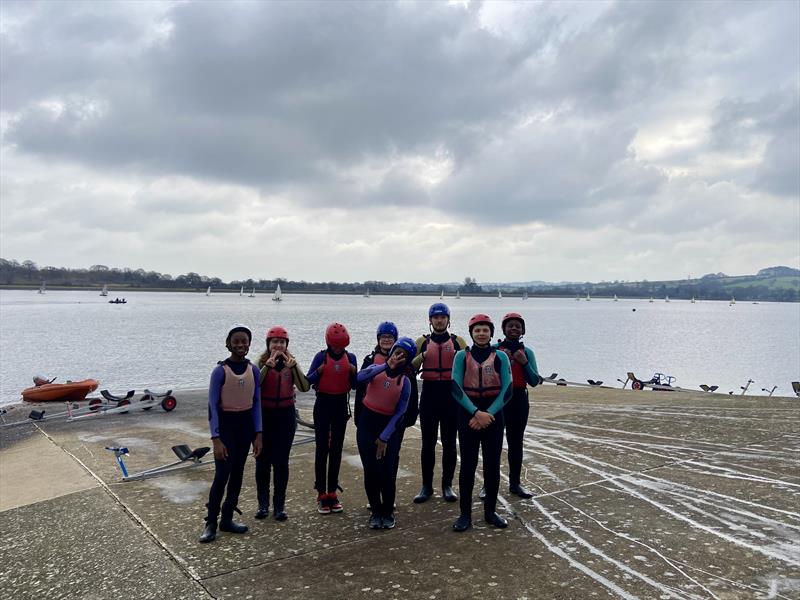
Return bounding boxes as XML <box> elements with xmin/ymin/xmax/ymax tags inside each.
<box><xmin>363</xmin><ymin>370</ymin><xmax>404</xmax><ymax>416</ymax></box>
<box><xmin>420</xmin><ymin>334</ymin><xmax>459</xmax><ymax>381</ymax></box>
<box><xmin>462</xmin><ymin>350</ymin><xmax>502</xmax><ymax>400</ymax></box>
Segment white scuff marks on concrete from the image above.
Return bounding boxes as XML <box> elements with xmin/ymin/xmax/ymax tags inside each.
<box><xmin>150</xmin><ymin>478</ymin><xmax>208</xmax><ymax>504</ymax></box>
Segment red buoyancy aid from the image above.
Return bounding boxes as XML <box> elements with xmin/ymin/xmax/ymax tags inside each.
<box><xmin>498</xmin><ymin>343</ymin><xmax>528</xmax><ymax>389</ymax></box>
<box><xmin>220</xmin><ymin>363</ymin><xmax>256</xmax><ymax>411</ymax></box>
<box><xmin>420</xmin><ymin>335</ymin><xmax>458</xmax><ymax>381</ymax></box>
<box><xmin>363</xmin><ymin>370</ymin><xmax>404</xmax><ymax>416</ymax></box>
<box><xmin>372</xmin><ymin>352</ymin><xmax>387</xmax><ymax>366</ymax></box>
<box><xmin>317</xmin><ymin>352</ymin><xmax>352</xmax><ymax>394</ymax></box>
<box><xmin>462</xmin><ymin>351</ymin><xmax>502</xmax><ymax>400</ymax></box>
<box><xmin>261</xmin><ymin>366</ymin><xmax>295</xmax><ymax>408</ymax></box>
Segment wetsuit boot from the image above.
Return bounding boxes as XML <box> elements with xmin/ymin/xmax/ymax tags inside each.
<box><xmin>452</xmin><ymin>513</ymin><xmax>472</xmax><ymax>532</ymax></box>
<box><xmin>219</xmin><ymin>506</ymin><xmax>248</xmax><ymax>534</ymax></box>
<box><xmin>442</xmin><ymin>483</ymin><xmax>458</xmax><ymax>503</ymax></box>
<box><xmin>484</xmin><ymin>511</ymin><xmax>508</xmax><ymax>528</ymax></box>
<box><xmin>413</xmin><ymin>485</ymin><xmax>434</xmax><ymax>503</ymax></box>
<box><xmin>255</xmin><ymin>487</ymin><xmax>270</xmax><ymax>519</ymax></box>
<box><xmin>273</xmin><ymin>494</ymin><xmax>287</xmax><ymax>521</ymax></box>
<box><xmin>199</xmin><ymin>516</ymin><xmax>217</xmax><ymax>543</ymax></box>
<box><xmin>509</xmin><ymin>483</ymin><xmax>533</xmax><ymax>499</ymax></box>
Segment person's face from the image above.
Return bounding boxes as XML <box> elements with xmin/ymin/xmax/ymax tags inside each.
<box><xmin>269</xmin><ymin>338</ymin><xmax>288</xmax><ymax>354</ymax></box>
<box><xmin>228</xmin><ymin>331</ymin><xmax>250</xmax><ymax>359</ymax></box>
<box><xmin>430</xmin><ymin>315</ymin><xmax>449</xmax><ymax>332</ymax></box>
<box><xmin>503</xmin><ymin>319</ymin><xmax>523</xmax><ymax>341</ymax></box>
<box><xmin>470</xmin><ymin>324</ymin><xmax>492</xmax><ymax>346</ymax></box>
<box><xmin>378</xmin><ymin>334</ymin><xmax>395</xmax><ymax>352</ymax></box>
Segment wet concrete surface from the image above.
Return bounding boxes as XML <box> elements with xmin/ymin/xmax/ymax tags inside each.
<box><xmin>0</xmin><ymin>386</ymin><xmax>798</xmax><ymax>599</ymax></box>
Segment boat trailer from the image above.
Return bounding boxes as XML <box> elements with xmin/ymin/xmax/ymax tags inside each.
<box><xmin>106</xmin><ymin>444</ymin><xmax>210</xmax><ymax>481</ymax></box>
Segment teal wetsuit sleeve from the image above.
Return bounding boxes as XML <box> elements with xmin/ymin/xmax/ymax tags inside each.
<box><xmin>451</xmin><ymin>350</ymin><xmax>479</xmax><ymax>416</ymax></box>
<box><xmin>524</xmin><ymin>347</ymin><xmax>540</xmax><ymax>386</ymax></box>
<box><xmin>487</xmin><ymin>351</ymin><xmax>512</xmax><ymax>416</ymax></box>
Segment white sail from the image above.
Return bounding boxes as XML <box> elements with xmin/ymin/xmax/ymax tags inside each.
<box><xmin>649</xmin><ymin>296</ymin><xmax>654</xmax><ymax>303</ymax></box>
<box><xmin>38</xmin><ymin>281</ymin><xmax>46</xmax><ymax>294</ymax></box>
<box><xmin>691</xmin><ymin>296</ymin><xmax>696</xmax><ymax>303</ymax></box>
<box><xmin>613</xmin><ymin>294</ymin><xmax>618</xmax><ymax>301</ymax></box>
<box><xmin>665</xmin><ymin>295</ymin><xmax>670</xmax><ymax>302</ymax></box>
<box><xmin>248</xmin><ymin>287</ymin><xmax>256</xmax><ymax>298</ymax></box>
<box><xmin>455</xmin><ymin>289</ymin><xmax>461</xmax><ymax>299</ymax></box>
<box><xmin>440</xmin><ymin>289</ymin><xmax>444</xmax><ymax>299</ymax></box>
<box><xmin>730</xmin><ymin>296</ymin><xmax>736</xmax><ymax>305</ymax></box>
<box><xmin>498</xmin><ymin>290</ymin><xmax>503</xmax><ymax>299</ymax></box>
<box><xmin>363</xmin><ymin>288</ymin><xmax>370</xmax><ymax>298</ymax></box>
<box><xmin>206</xmin><ymin>286</ymin><xmax>211</xmax><ymax>296</ymax></box>
<box><xmin>272</xmin><ymin>284</ymin><xmax>282</xmax><ymax>301</ymax></box>
<box><xmin>240</xmin><ymin>286</ymin><xmax>244</xmax><ymax>297</ymax></box>
<box><xmin>100</xmin><ymin>284</ymin><xmax>108</xmax><ymax>297</ymax></box>
<box><xmin>585</xmin><ymin>293</ymin><xmax>591</xmax><ymax>301</ymax></box>
<box><xmin>523</xmin><ymin>291</ymin><xmax>528</xmax><ymax>300</ymax></box>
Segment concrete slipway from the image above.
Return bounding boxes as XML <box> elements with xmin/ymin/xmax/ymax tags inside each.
<box><xmin>1</xmin><ymin>386</ymin><xmax>798</xmax><ymax>599</ymax></box>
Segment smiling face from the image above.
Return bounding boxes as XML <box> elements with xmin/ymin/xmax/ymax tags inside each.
<box><xmin>268</xmin><ymin>337</ymin><xmax>288</xmax><ymax>354</ymax></box>
<box><xmin>227</xmin><ymin>331</ymin><xmax>251</xmax><ymax>359</ymax></box>
<box><xmin>378</xmin><ymin>333</ymin><xmax>395</xmax><ymax>353</ymax></box>
<box><xmin>503</xmin><ymin>319</ymin><xmax>523</xmax><ymax>341</ymax></box>
<box><xmin>470</xmin><ymin>324</ymin><xmax>492</xmax><ymax>346</ymax></box>
<box><xmin>430</xmin><ymin>315</ymin><xmax>449</xmax><ymax>332</ymax></box>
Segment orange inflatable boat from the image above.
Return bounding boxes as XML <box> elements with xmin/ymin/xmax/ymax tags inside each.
<box><xmin>21</xmin><ymin>379</ymin><xmax>100</xmax><ymax>403</ymax></box>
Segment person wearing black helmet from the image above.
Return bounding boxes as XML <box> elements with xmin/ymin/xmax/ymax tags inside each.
<box><xmin>199</xmin><ymin>325</ymin><xmax>263</xmax><ymax>543</ymax></box>
<box><xmin>410</xmin><ymin>303</ymin><xmax>468</xmax><ymax>504</ymax></box>
<box><xmin>495</xmin><ymin>313</ymin><xmax>540</xmax><ymax>499</ymax></box>
<box><xmin>356</xmin><ymin>337</ymin><xmax>417</xmax><ymax>530</ymax></box>
<box><xmin>450</xmin><ymin>314</ymin><xmax>512</xmax><ymax>532</ymax></box>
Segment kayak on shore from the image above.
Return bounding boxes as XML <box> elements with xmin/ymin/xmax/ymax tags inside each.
<box><xmin>21</xmin><ymin>379</ymin><xmax>100</xmax><ymax>403</ymax></box>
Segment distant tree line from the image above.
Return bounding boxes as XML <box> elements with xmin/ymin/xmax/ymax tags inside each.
<box><xmin>1</xmin><ymin>258</ymin><xmax>797</xmax><ymax>302</ymax></box>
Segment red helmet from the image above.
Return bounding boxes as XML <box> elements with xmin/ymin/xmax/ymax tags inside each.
<box><xmin>501</xmin><ymin>312</ymin><xmax>525</xmax><ymax>334</ymax></box>
<box><xmin>325</xmin><ymin>322</ymin><xmax>350</xmax><ymax>348</ymax></box>
<box><xmin>468</xmin><ymin>313</ymin><xmax>494</xmax><ymax>337</ymax></box>
<box><xmin>266</xmin><ymin>326</ymin><xmax>289</xmax><ymax>341</ymax></box>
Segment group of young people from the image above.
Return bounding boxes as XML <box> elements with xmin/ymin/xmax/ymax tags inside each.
<box><xmin>198</xmin><ymin>303</ymin><xmax>540</xmax><ymax>543</ymax></box>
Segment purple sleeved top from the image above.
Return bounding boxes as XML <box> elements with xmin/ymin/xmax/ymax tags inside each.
<box><xmin>208</xmin><ymin>360</ymin><xmax>262</xmax><ymax>439</ymax></box>
<box><xmin>305</xmin><ymin>349</ymin><xmax>358</xmax><ymax>389</ymax></box>
<box><xmin>357</xmin><ymin>362</ymin><xmax>411</xmax><ymax>442</ymax></box>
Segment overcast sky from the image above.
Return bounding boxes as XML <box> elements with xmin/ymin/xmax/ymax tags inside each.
<box><xmin>1</xmin><ymin>0</ymin><xmax>798</xmax><ymax>284</ymax></box>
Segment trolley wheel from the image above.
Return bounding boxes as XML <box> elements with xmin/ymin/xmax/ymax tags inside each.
<box><xmin>140</xmin><ymin>394</ymin><xmax>153</xmax><ymax>411</ymax></box>
<box><xmin>631</xmin><ymin>380</ymin><xmax>644</xmax><ymax>391</ymax></box>
<box><xmin>118</xmin><ymin>398</ymin><xmax>131</xmax><ymax>414</ymax></box>
<box><xmin>161</xmin><ymin>396</ymin><xmax>177</xmax><ymax>412</ymax></box>
<box><xmin>89</xmin><ymin>398</ymin><xmax>103</xmax><ymax>412</ymax></box>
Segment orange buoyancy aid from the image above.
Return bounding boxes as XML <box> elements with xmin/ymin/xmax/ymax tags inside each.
<box><xmin>261</xmin><ymin>366</ymin><xmax>295</xmax><ymax>408</ymax></box>
<box><xmin>363</xmin><ymin>370</ymin><xmax>404</xmax><ymax>416</ymax></box>
<box><xmin>317</xmin><ymin>352</ymin><xmax>352</xmax><ymax>395</ymax></box>
<box><xmin>498</xmin><ymin>344</ymin><xmax>528</xmax><ymax>389</ymax></box>
<box><xmin>220</xmin><ymin>363</ymin><xmax>256</xmax><ymax>411</ymax></box>
<box><xmin>420</xmin><ymin>335</ymin><xmax>458</xmax><ymax>381</ymax></box>
<box><xmin>462</xmin><ymin>351</ymin><xmax>502</xmax><ymax>400</ymax></box>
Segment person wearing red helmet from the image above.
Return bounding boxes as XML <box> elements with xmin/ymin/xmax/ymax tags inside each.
<box><xmin>450</xmin><ymin>314</ymin><xmax>512</xmax><ymax>532</ymax></box>
<box><xmin>199</xmin><ymin>325</ymin><xmax>263</xmax><ymax>543</ymax></box>
<box><xmin>305</xmin><ymin>323</ymin><xmax>358</xmax><ymax>514</ymax></box>
<box><xmin>253</xmin><ymin>326</ymin><xmax>310</xmax><ymax>521</ymax></box>
<box><xmin>410</xmin><ymin>303</ymin><xmax>468</xmax><ymax>504</ymax></box>
<box><xmin>494</xmin><ymin>313</ymin><xmax>540</xmax><ymax>499</ymax></box>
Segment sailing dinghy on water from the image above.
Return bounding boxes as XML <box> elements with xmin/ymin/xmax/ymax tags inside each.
<box><xmin>455</xmin><ymin>289</ymin><xmax>461</xmax><ymax>299</ymax></box>
<box><xmin>205</xmin><ymin>286</ymin><xmax>211</xmax><ymax>297</ymax></box>
<box><xmin>100</xmin><ymin>284</ymin><xmax>108</xmax><ymax>297</ymax></box>
<box><xmin>240</xmin><ymin>286</ymin><xmax>244</xmax><ymax>297</ymax></box>
<box><xmin>364</xmin><ymin>288</ymin><xmax>370</xmax><ymax>298</ymax></box>
<box><xmin>248</xmin><ymin>287</ymin><xmax>256</xmax><ymax>298</ymax></box>
<box><xmin>272</xmin><ymin>284</ymin><xmax>282</xmax><ymax>302</ymax></box>
<box><xmin>38</xmin><ymin>281</ymin><xmax>46</xmax><ymax>294</ymax></box>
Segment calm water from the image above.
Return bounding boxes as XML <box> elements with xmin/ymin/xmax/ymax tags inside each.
<box><xmin>1</xmin><ymin>290</ymin><xmax>798</xmax><ymax>406</ymax></box>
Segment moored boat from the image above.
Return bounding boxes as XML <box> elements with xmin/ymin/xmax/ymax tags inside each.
<box><xmin>22</xmin><ymin>379</ymin><xmax>100</xmax><ymax>402</ymax></box>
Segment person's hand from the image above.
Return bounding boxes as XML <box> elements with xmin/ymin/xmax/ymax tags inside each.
<box><xmin>252</xmin><ymin>433</ymin><xmax>262</xmax><ymax>458</ymax></box>
<box><xmin>265</xmin><ymin>351</ymin><xmax>279</xmax><ymax>369</ymax></box>
<box><xmin>375</xmin><ymin>438</ymin><xmax>387</xmax><ymax>459</ymax></box>
<box><xmin>473</xmin><ymin>410</ymin><xmax>494</xmax><ymax>429</ymax></box>
<box><xmin>212</xmin><ymin>438</ymin><xmax>228</xmax><ymax>460</ymax></box>
<box><xmin>513</xmin><ymin>349</ymin><xmax>528</xmax><ymax>365</ymax></box>
<box><xmin>387</xmin><ymin>352</ymin><xmax>406</xmax><ymax>370</ymax></box>
<box><xmin>468</xmin><ymin>416</ymin><xmax>482</xmax><ymax>430</ymax></box>
<box><xmin>284</xmin><ymin>352</ymin><xmax>297</xmax><ymax>369</ymax></box>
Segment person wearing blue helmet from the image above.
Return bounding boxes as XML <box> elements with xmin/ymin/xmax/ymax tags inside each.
<box><xmin>356</xmin><ymin>337</ymin><xmax>417</xmax><ymax>529</ymax></box>
<box><xmin>410</xmin><ymin>303</ymin><xmax>468</xmax><ymax>504</ymax></box>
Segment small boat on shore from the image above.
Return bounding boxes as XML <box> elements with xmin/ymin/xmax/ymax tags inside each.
<box><xmin>22</xmin><ymin>379</ymin><xmax>100</xmax><ymax>402</ymax></box>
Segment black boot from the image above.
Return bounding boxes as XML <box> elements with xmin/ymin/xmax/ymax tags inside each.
<box><xmin>199</xmin><ymin>517</ymin><xmax>217</xmax><ymax>543</ymax></box>
<box><xmin>273</xmin><ymin>496</ymin><xmax>287</xmax><ymax>521</ymax></box>
<box><xmin>219</xmin><ymin>507</ymin><xmax>248</xmax><ymax>534</ymax></box>
<box><xmin>413</xmin><ymin>485</ymin><xmax>434</xmax><ymax>504</ymax></box>
<box><xmin>484</xmin><ymin>512</ymin><xmax>508</xmax><ymax>528</ymax></box>
<box><xmin>442</xmin><ymin>485</ymin><xmax>458</xmax><ymax>503</ymax></box>
<box><xmin>509</xmin><ymin>484</ymin><xmax>533</xmax><ymax>499</ymax></box>
<box><xmin>452</xmin><ymin>514</ymin><xmax>472</xmax><ymax>532</ymax></box>
<box><xmin>368</xmin><ymin>513</ymin><xmax>382</xmax><ymax>529</ymax></box>
<box><xmin>254</xmin><ymin>504</ymin><xmax>269</xmax><ymax>519</ymax></box>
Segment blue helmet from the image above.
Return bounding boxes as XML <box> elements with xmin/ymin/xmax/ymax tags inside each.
<box><xmin>390</xmin><ymin>336</ymin><xmax>417</xmax><ymax>362</ymax></box>
<box><xmin>428</xmin><ymin>302</ymin><xmax>450</xmax><ymax>319</ymax></box>
<box><xmin>376</xmin><ymin>321</ymin><xmax>398</xmax><ymax>340</ymax></box>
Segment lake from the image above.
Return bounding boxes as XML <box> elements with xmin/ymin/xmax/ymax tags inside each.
<box><xmin>1</xmin><ymin>290</ymin><xmax>798</xmax><ymax>407</ymax></box>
